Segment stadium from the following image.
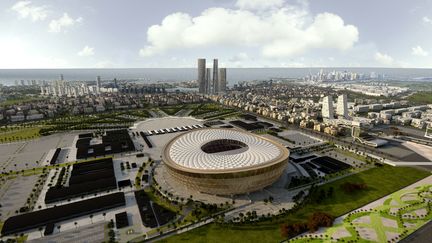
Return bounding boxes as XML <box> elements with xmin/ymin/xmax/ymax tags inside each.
<box><xmin>162</xmin><ymin>128</ymin><xmax>290</xmax><ymax>195</ymax></box>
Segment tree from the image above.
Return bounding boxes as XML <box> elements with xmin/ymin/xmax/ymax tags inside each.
<box><xmin>307</xmin><ymin>212</ymin><xmax>334</xmax><ymax>232</ymax></box>
<box><xmin>269</xmin><ymin>196</ymin><xmax>274</xmax><ymax>203</ymax></box>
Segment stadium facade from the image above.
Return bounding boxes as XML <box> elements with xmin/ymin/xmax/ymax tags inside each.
<box><xmin>162</xmin><ymin>128</ymin><xmax>289</xmax><ymax>195</ymax></box>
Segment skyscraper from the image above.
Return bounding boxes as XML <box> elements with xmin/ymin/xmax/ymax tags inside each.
<box><xmin>337</xmin><ymin>94</ymin><xmax>348</xmax><ymax>118</ymax></box>
<box><xmin>96</xmin><ymin>76</ymin><xmax>102</xmax><ymax>94</ymax></box>
<box><xmin>322</xmin><ymin>95</ymin><xmax>334</xmax><ymax>119</ymax></box>
<box><xmin>218</xmin><ymin>68</ymin><xmax>227</xmax><ymax>93</ymax></box>
<box><xmin>197</xmin><ymin>58</ymin><xmax>206</xmax><ymax>93</ymax></box>
<box><xmin>205</xmin><ymin>68</ymin><xmax>211</xmax><ymax>94</ymax></box>
<box><xmin>212</xmin><ymin>59</ymin><xmax>218</xmax><ymax>94</ymax></box>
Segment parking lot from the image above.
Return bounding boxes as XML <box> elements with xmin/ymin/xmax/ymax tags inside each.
<box><xmin>0</xmin><ymin>175</ymin><xmax>38</xmax><ymax>221</ymax></box>
<box><xmin>278</xmin><ymin>130</ymin><xmax>323</xmax><ymax>146</ymax></box>
<box><xmin>0</xmin><ymin>132</ymin><xmax>78</xmax><ymax>172</ymax></box>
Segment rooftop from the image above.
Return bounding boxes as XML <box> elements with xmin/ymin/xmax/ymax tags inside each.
<box><xmin>165</xmin><ymin>128</ymin><xmax>286</xmax><ymax>171</ymax></box>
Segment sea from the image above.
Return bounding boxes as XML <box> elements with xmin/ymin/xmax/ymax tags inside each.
<box><xmin>1</xmin><ymin>68</ymin><xmax>432</xmax><ymax>86</ymax></box>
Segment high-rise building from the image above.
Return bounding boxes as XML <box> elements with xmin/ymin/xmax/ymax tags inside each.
<box><xmin>96</xmin><ymin>76</ymin><xmax>101</xmax><ymax>93</ymax></box>
<box><xmin>218</xmin><ymin>68</ymin><xmax>227</xmax><ymax>93</ymax></box>
<box><xmin>197</xmin><ymin>58</ymin><xmax>206</xmax><ymax>93</ymax></box>
<box><xmin>205</xmin><ymin>68</ymin><xmax>211</xmax><ymax>94</ymax></box>
<box><xmin>337</xmin><ymin>94</ymin><xmax>348</xmax><ymax>118</ymax></box>
<box><xmin>212</xmin><ymin>59</ymin><xmax>218</xmax><ymax>94</ymax></box>
<box><xmin>322</xmin><ymin>95</ymin><xmax>334</xmax><ymax>119</ymax></box>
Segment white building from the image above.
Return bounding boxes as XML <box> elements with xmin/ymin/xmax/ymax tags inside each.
<box><xmin>96</xmin><ymin>76</ymin><xmax>101</xmax><ymax>94</ymax></box>
<box><xmin>336</xmin><ymin>94</ymin><xmax>348</xmax><ymax>118</ymax></box>
<box><xmin>322</xmin><ymin>95</ymin><xmax>334</xmax><ymax>119</ymax></box>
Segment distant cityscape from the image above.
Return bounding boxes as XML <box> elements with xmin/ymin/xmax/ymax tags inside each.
<box><xmin>0</xmin><ymin>60</ymin><xmax>431</xmax><ymax>243</ymax></box>
<box><xmin>3</xmin><ymin>0</ymin><xmax>432</xmax><ymax>242</ymax></box>
<box><xmin>303</xmin><ymin>69</ymin><xmax>386</xmax><ymax>82</ymax></box>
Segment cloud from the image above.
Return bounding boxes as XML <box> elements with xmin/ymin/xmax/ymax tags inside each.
<box><xmin>235</xmin><ymin>0</ymin><xmax>284</xmax><ymax>10</ymax></box>
<box><xmin>229</xmin><ymin>52</ymin><xmax>249</xmax><ymax>62</ymax></box>
<box><xmin>139</xmin><ymin>0</ymin><xmax>358</xmax><ymax>58</ymax></box>
<box><xmin>11</xmin><ymin>1</ymin><xmax>49</xmax><ymax>22</ymax></box>
<box><xmin>0</xmin><ymin>37</ymin><xmax>68</xmax><ymax>68</ymax></box>
<box><xmin>77</xmin><ymin>46</ymin><xmax>95</xmax><ymax>56</ymax></box>
<box><xmin>423</xmin><ymin>16</ymin><xmax>431</xmax><ymax>24</ymax></box>
<box><xmin>374</xmin><ymin>52</ymin><xmax>393</xmax><ymax>66</ymax></box>
<box><xmin>49</xmin><ymin>13</ymin><xmax>83</xmax><ymax>33</ymax></box>
<box><xmin>411</xmin><ymin>45</ymin><xmax>428</xmax><ymax>57</ymax></box>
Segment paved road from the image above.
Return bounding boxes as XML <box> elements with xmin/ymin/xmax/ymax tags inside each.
<box><xmin>399</xmin><ymin>220</ymin><xmax>432</xmax><ymax>243</ymax></box>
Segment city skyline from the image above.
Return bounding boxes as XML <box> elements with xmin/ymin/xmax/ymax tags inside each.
<box><xmin>1</xmin><ymin>1</ymin><xmax>432</xmax><ymax>242</ymax></box>
<box><xmin>197</xmin><ymin>58</ymin><xmax>227</xmax><ymax>94</ymax></box>
<box><xmin>1</xmin><ymin>0</ymin><xmax>432</xmax><ymax>68</ymax></box>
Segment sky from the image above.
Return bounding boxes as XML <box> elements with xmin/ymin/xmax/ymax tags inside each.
<box><xmin>0</xmin><ymin>0</ymin><xmax>432</xmax><ymax>69</ymax></box>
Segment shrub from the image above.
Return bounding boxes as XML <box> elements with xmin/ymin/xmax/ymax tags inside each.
<box><xmin>340</xmin><ymin>182</ymin><xmax>367</xmax><ymax>194</ymax></box>
<box><xmin>307</xmin><ymin>212</ymin><xmax>334</xmax><ymax>232</ymax></box>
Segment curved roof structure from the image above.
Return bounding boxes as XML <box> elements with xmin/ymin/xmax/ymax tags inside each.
<box><xmin>164</xmin><ymin>128</ymin><xmax>286</xmax><ymax>171</ymax></box>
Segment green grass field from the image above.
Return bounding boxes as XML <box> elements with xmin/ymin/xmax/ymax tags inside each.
<box><xmin>160</xmin><ymin>166</ymin><xmax>430</xmax><ymax>243</ymax></box>
<box><xmin>408</xmin><ymin>91</ymin><xmax>432</xmax><ymax>104</ymax></box>
<box><xmin>160</xmin><ymin>105</ymin><xmax>185</xmax><ymax>116</ymax></box>
<box><xmin>0</xmin><ymin>127</ymin><xmax>41</xmax><ymax>143</ymax></box>
<box><xmin>0</xmin><ymin>97</ymin><xmax>44</xmax><ymax>106</ymax></box>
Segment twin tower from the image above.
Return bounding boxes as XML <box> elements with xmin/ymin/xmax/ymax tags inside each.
<box><xmin>198</xmin><ymin>58</ymin><xmax>227</xmax><ymax>94</ymax></box>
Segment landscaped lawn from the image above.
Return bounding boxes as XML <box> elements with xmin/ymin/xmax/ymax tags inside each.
<box><xmin>0</xmin><ymin>97</ymin><xmax>44</xmax><ymax>106</ymax></box>
<box><xmin>0</xmin><ymin>127</ymin><xmax>41</xmax><ymax>143</ymax></box>
<box><xmin>408</xmin><ymin>91</ymin><xmax>432</xmax><ymax>104</ymax></box>
<box><xmin>160</xmin><ymin>166</ymin><xmax>430</xmax><ymax>243</ymax></box>
<box><xmin>160</xmin><ymin>105</ymin><xmax>185</xmax><ymax>116</ymax></box>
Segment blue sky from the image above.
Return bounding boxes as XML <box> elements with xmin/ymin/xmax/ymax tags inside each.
<box><xmin>0</xmin><ymin>0</ymin><xmax>431</xmax><ymax>68</ymax></box>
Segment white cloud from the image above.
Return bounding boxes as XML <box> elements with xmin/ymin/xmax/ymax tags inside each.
<box><xmin>139</xmin><ymin>2</ymin><xmax>358</xmax><ymax>58</ymax></box>
<box><xmin>235</xmin><ymin>0</ymin><xmax>284</xmax><ymax>10</ymax></box>
<box><xmin>0</xmin><ymin>37</ymin><xmax>68</xmax><ymax>68</ymax></box>
<box><xmin>229</xmin><ymin>52</ymin><xmax>249</xmax><ymax>62</ymax></box>
<box><xmin>11</xmin><ymin>1</ymin><xmax>49</xmax><ymax>22</ymax></box>
<box><xmin>374</xmin><ymin>52</ymin><xmax>394</xmax><ymax>66</ymax></box>
<box><xmin>423</xmin><ymin>16</ymin><xmax>431</xmax><ymax>24</ymax></box>
<box><xmin>49</xmin><ymin>13</ymin><xmax>83</xmax><ymax>33</ymax></box>
<box><xmin>77</xmin><ymin>46</ymin><xmax>95</xmax><ymax>56</ymax></box>
<box><xmin>411</xmin><ymin>45</ymin><xmax>428</xmax><ymax>57</ymax></box>
<box><xmin>227</xmin><ymin>52</ymin><xmax>250</xmax><ymax>67</ymax></box>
